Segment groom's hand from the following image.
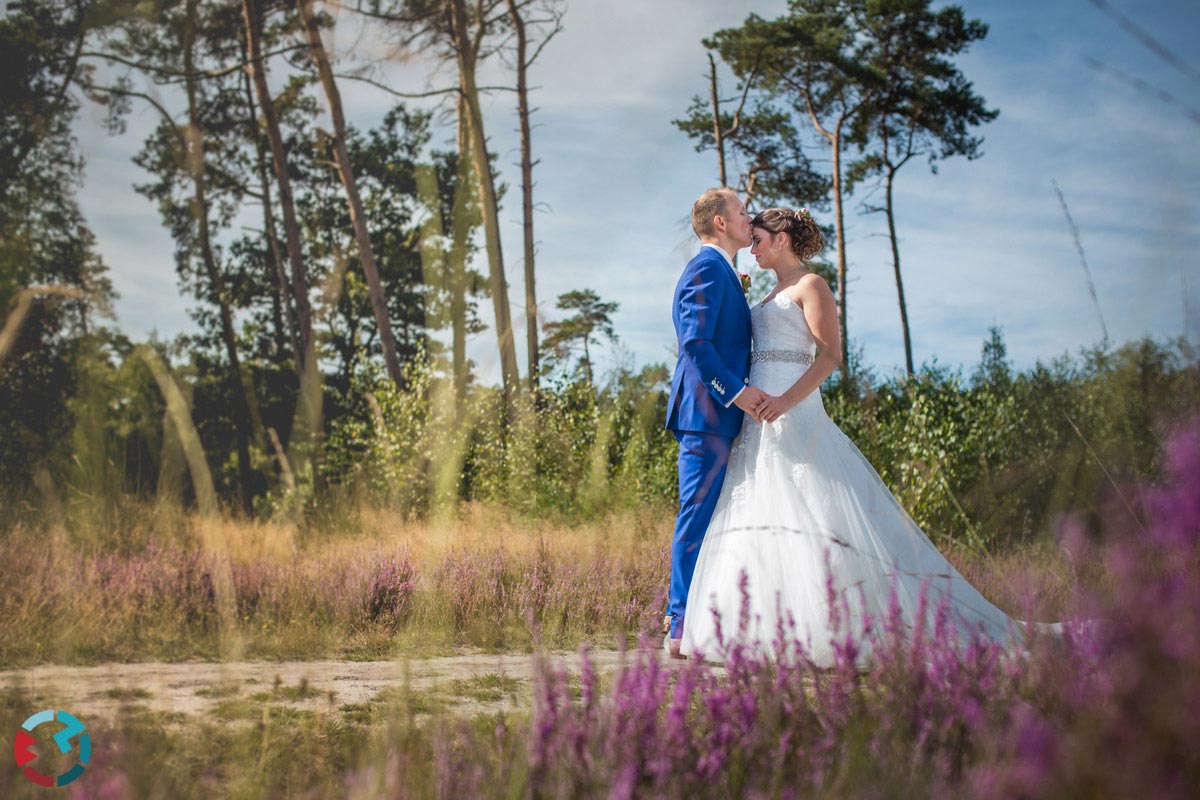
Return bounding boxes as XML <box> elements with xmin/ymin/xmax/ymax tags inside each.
<box><xmin>734</xmin><ymin>386</ymin><xmax>768</xmax><ymax>421</ymax></box>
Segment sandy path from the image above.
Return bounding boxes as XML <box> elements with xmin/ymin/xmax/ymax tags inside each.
<box><xmin>0</xmin><ymin>649</ymin><xmax>654</xmax><ymax>722</ymax></box>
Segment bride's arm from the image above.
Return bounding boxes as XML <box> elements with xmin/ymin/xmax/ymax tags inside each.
<box><xmin>757</xmin><ymin>273</ymin><xmax>842</xmax><ymax>423</ymax></box>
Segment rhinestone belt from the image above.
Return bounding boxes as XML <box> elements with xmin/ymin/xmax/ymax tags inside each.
<box><xmin>751</xmin><ymin>349</ymin><xmax>815</xmax><ymax>365</ymax></box>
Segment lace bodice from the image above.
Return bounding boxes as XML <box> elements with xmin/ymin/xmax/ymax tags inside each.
<box><xmin>751</xmin><ymin>292</ymin><xmax>817</xmax><ymax>356</ymax></box>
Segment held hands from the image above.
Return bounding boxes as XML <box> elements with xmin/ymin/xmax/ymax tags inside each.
<box><xmin>755</xmin><ymin>393</ymin><xmax>795</xmax><ymax>423</ymax></box>
<box><xmin>733</xmin><ymin>386</ymin><xmax>769</xmax><ymax>421</ymax></box>
<box><xmin>734</xmin><ymin>385</ymin><xmax>796</xmax><ymax>423</ymax></box>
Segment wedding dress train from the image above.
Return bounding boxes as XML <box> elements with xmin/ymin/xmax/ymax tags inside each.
<box><xmin>680</xmin><ymin>292</ymin><xmax>1033</xmax><ymax>665</ymax></box>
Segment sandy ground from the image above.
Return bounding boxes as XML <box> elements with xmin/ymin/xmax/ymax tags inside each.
<box><xmin>0</xmin><ymin>649</ymin><xmax>655</xmax><ymax>722</ymax></box>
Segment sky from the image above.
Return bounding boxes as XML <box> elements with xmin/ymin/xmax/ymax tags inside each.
<box><xmin>69</xmin><ymin>0</ymin><xmax>1200</xmax><ymax>385</ymax></box>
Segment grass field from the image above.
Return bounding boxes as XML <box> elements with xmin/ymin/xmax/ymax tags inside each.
<box><xmin>0</xmin><ymin>499</ymin><xmax>1079</xmax><ymax>669</ymax></box>
<box><xmin>0</xmin><ymin>423</ymin><xmax>1194</xmax><ymax>798</ymax></box>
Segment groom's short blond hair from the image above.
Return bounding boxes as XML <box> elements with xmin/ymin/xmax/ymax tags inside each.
<box><xmin>692</xmin><ymin>188</ymin><xmax>735</xmax><ymax>238</ymax></box>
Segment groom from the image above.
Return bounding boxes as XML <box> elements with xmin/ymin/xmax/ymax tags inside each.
<box><xmin>664</xmin><ymin>187</ymin><xmax>766</xmax><ymax>658</ymax></box>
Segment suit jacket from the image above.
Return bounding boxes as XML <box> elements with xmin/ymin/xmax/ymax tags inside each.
<box><xmin>666</xmin><ymin>246</ymin><xmax>752</xmax><ymax>439</ymax></box>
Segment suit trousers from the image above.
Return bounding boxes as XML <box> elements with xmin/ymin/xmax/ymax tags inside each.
<box><xmin>667</xmin><ymin>430</ymin><xmax>733</xmax><ymax>638</ymax></box>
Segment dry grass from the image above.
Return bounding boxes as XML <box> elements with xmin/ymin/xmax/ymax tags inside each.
<box><xmin>0</xmin><ymin>501</ymin><xmax>676</xmax><ymax>667</ymax></box>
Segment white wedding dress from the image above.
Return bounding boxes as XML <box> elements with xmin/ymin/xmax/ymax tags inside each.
<box><xmin>679</xmin><ymin>292</ymin><xmax>1026</xmax><ymax>665</ymax></box>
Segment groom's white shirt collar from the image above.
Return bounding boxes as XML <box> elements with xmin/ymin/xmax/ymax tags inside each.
<box><xmin>701</xmin><ymin>243</ymin><xmax>736</xmax><ymax>273</ymax></box>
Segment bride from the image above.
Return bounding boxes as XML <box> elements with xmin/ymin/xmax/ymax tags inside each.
<box><xmin>679</xmin><ymin>207</ymin><xmax>1028</xmax><ymax>665</ymax></box>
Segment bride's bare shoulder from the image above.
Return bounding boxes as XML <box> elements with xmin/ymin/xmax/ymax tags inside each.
<box><xmin>788</xmin><ymin>272</ymin><xmax>834</xmax><ymax>307</ymax></box>
<box><xmin>799</xmin><ymin>270</ymin><xmax>832</xmax><ymax>291</ymax></box>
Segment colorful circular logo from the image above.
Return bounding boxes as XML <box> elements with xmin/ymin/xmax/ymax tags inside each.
<box><xmin>12</xmin><ymin>710</ymin><xmax>90</xmax><ymax>787</ymax></box>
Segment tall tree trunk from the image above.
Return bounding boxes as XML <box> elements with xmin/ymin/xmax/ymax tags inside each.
<box><xmin>244</xmin><ymin>0</ymin><xmax>312</xmax><ymax>378</ymax></box>
<box><xmin>583</xmin><ymin>334</ymin><xmax>592</xmax><ymax>385</ymax></box>
<box><xmin>830</xmin><ymin>123</ymin><xmax>849</xmax><ymax>382</ymax></box>
<box><xmin>708</xmin><ymin>52</ymin><xmax>727</xmax><ymax>187</ymax></box>
<box><xmin>801</xmin><ymin>75</ymin><xmax>858</xmax><ymax>385</ymax></box>
<box><xmin>507</xmin><ymin>0</ymin><xmax>539</xmax><ymax>390</ymax></box>
<box><xmin>448</xmin><ymin>0</ymin><xmax>519</xmax><ymax>398</ymax></box>
<box><xmin>184</xmin><ymin>0</ymin><xmax>258</xmax><ymax>513</ymax></box>
<box><xmin>884</xmin><ymin>167</ymin><xmax>914</xmax><ymax>377</ymax></box>
<box><xmin>268</xmin><ymin>268</ymin><xmax>288</xmax><ymax>360</ymax></box>
<box><xmin>240</xmin><ymin>25</ymin><xmax>302</xmax><ymax>376</ymax></box>
<box><xmin>296</xmin><ymin>0</ymin><xmax>404</xmax><ymax>387</ymax></box>
<box><xmin>450</xmin><ymin>93</ymin><xmax>471</xmax><ymax>405</ymax></box>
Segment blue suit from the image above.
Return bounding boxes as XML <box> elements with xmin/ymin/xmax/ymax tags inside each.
<box><xmin>664</xmin><ymin>246</ymin><xmax>752</xmax><ymax>638</ymax></box>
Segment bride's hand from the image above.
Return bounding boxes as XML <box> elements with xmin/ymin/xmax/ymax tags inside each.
<box><xmin>757</xmin><ymin>393</ymin><xmax>794</xmax><ymax>423</ymax></box>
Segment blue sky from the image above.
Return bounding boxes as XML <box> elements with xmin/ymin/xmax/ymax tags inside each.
<box><xmin>72</xmin><ymin>0</ymin><xmax>1200</xmax><ymax>384</ymax></box>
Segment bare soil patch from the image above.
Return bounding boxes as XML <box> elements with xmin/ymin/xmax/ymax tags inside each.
<box><xmin>0</xmin><ymin>649</ymin><xmax>638</xmax><ymax>722</ymax></box>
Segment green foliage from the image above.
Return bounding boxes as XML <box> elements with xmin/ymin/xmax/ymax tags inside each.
<box><xmin>322</xmin><ymin>348</ymin><xmax>437</xmax><ymax>515</ymax></box>
<box><xmin>318</xmin><ymin>330</ymin><xmax>1197</xmax><ymax>548</ymax></box>
<box><xmin>540</xmin><ymin>289</ymin><xmax>620</xmax><ymax>385</ymax></box>
<box><xmin>673</xmin><ymin>91</ymin><xmax>829</xmax><ymax>207</ymax></box>
<box><xmin>0</xmin><ymin>0</ymin><xmax>114</xmax><ymax>491</ymax></box>
<box><xmin>323</xmin><ymin>351</ymin><xmax>677</xmax><ymax>522</ymax></box>
<box><xmin>845</xmin><ymin>0</ymin><xmax>998</xmax><ymax>187</ymax></box>
<box><xmin>827</xmin><ymin>334</ymin><xmax>1199</xmax><ymax>549</ymax></box>
<box><xmin>6</xmin><ymin>315</ymin><xmax>1195</xmax><ymax>556</ymax></box>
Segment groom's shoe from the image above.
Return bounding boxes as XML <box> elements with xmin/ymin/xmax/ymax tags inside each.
<box><xmin>663</xmin><ymin>635</ymin><xmax>687</xmax><ymax>660</ymax></box>
<box><xmin>663</xmin><ymin>614</ymin><xmax>687</xmax><ymax>660</ymax></box>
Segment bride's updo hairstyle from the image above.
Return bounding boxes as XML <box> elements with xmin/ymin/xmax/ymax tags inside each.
<box><xmin>751</xmin><ymin>207</ymin><xmax>825</xmax><ymax>262</ymax></box>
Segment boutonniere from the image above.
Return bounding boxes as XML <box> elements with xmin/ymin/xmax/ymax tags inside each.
<box><xmin>740</xmin><ymin>273</ymin><xmax>751</xmax><ymax>294</ymax></box>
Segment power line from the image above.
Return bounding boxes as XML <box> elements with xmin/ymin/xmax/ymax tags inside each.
<box><xmin>1087</xmin><ymin>0</ymin><xmax>1200</xmax><ymax>86</ymax></box>
<box><xmin>1085</xmin><ymin>56</ymin><xmax>1200</xmax><ymax>127</ymax></box>
<box><xmin>1051</xmin><ymin>179</ymin><xmax>1109</xmax><ymax>343</ymax></box>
